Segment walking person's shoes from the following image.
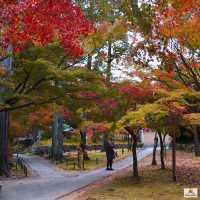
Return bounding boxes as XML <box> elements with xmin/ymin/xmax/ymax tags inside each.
<box><xmin>106</xmin><ymin>168</ymin><xmax>114</xmax><ymax>170</ymax></box>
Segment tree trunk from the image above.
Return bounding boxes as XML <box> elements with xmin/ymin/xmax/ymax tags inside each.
<box><xmin>125</xmin><ymin>127</ymin><xmax>139</xmax><ymax>178</ymax></box>
<box><xmin>127</xmin><ymin>134</ymin><xmax>131</xmax><ymax>151</ymax></box>
<box><xmin>163</xmin><ymin>133</ymin><xmax>167</xmax><ymax>160</ymax></box>
<box><xmin>152</xmin><ymin>133</ymin><xmax>158</xmax><ymax>165</ymax></box>
<box><xmin>80</xmin><ymin>130</ymin><xmax>90</xmax><ymax>160</ymax></box>
<box><xmin>132</xmin><ymin>134</ymin><xmax>139</xmax><ymax>178</ymax></box>
<box><xmin>158</xmin><ymin>132</ymin><xmax>165</xmax><ymax>169</ymax></box>
<box><xmin>87</xmin><ymin>55</ymin><xmax>92</xmax><ymax>70</ymax></box>
<box><xmin>0</xmin><ymin>110</ymin><xmax>10</xmax><ymax>177</ymax></box>
<box><xmin>106</xmin><ymin>41</ymin><xmax>112</xmax><ymax>85</ymax></box>
<box><xmin>77</xmin><ymin>149</ymin><xmax>81</xmax><ymax>168</ymax></box>
<box><xmin>193</xmin><ymin>127</ymin><xmax>200</xmax><ymax>157</ymax></box>
<box><xmin>52</xmin><ymin>113</ymin><xmax>63</xmax><ymax>160</ymax></box>
<box><xmin>172</xmin><ymin>133</ymin><xmax>177</xmax><ymax>182</ymax></box>
<box><xmin>127</xmin><ymin>134</ymin><xmax>129</xmax><ymax>151</ymax></box>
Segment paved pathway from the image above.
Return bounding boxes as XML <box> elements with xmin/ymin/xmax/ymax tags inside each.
<box><xmin>0</xmin><ymin>147</ymin><xmax>153</xmax><ymax>200</ymax></box>
<box><xmin>18</xmin><ymin>154</ymin><xmax>78</xmax><ymax>178</ymax></box>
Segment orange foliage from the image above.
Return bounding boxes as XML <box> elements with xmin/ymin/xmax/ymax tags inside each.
<box><xmin>28</xmin><ymin>106</ymin><xmax>53</xmax><ymax>131</ymax></box>
<box><xmin>0</xmin><ymin>66</ymin><xmax>6</xmax><ymax>76</ymax></box>
<box><xmin>157</xmin><ymin>0</ymin><xmax>200</xmax><ymax>48</ymax></box>
<box><xmin>10</xmin><ymin>120</ymin><xmax>27</xmax><ymax>138</ymax></box>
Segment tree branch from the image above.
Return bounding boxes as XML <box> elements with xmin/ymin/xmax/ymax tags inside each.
<box><xmin>1</xmin><ymin>97</ymin><xmax>59</xmax><ymax>112</ymax></box>
<box><xmin>24</xmin><ymin>77</ymin><xmax>53</xmax><ymax>94</ymax></box>
<box><xmin>178</xmin><ymin>51</ymin><xmax>200</xmax><ymax>89</ymax></box>
<box><xmin>174</xmin><ymin>63</ymin><xmax>189</xmax><ymax>86</ymax></box>
<box><xmin>18</xmin><ymin>68</ymin><xmax>33</xmax><ymax>94</ymax></box>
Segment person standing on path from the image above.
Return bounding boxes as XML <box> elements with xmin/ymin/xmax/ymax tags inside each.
<box><xmin>105</xmin><ymin>140</ymin><xmax>115</xmax><ymax>170</ymax></box>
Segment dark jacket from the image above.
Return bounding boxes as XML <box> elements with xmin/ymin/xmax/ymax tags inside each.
<box><xmin>105</xmin><ymin>142</ymin><xmax>115</xmax><ymax>160</ymax></box>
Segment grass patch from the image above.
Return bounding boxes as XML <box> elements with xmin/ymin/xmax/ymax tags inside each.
<box><xmin>57</xmin><ymin>149</ymin><xmax>131</xmax><ymax>171</ymax></box>
<box><xmin>84</xmin><ymin>167</ymin><xmax>197</xmax><ymax>200</ymax></box>
<box><xmin>38</xmin><ymin>139</ymin><xmax>80</xmax><ymax>147</ymax></box>
<box><xmin>38</xmin><ymin>139</ymin><xmax>128</xmax><ymax>147</ymax></box>
<box><xmin>77</xmin><ymin>150</ymin><xmax>200</xmax><ymax>200</ymax></box>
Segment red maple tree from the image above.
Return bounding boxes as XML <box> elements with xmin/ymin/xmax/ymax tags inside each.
<box><xmin>0</xmin><ymin>0</ymin><xmax>95</xmax><ymax>58</ymax></box>
<box><xmin>0</xmin><ymin>0</ymin><xmax>94</xmax><ymax>176</ymax></box>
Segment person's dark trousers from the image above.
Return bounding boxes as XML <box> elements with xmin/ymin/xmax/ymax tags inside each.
<box><xmin>107</xmin><ymin>159</ymin><xmax>113</xmax><ymax>170</ymax></box>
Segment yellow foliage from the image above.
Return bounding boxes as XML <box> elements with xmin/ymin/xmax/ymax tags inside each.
<box><xmin>83</xmin><ymin>18</ymin><xmax>128</xmax><ymax>54</ymax></box>
<box><xmin>183</xmin><ymin>113</ymin><xmax>200</xmax><ymax>126</ymax></box>
<box><xmin>0</xmin><ymin>66</ymin><xmax>6</xmax><ymax>76</ymax></box>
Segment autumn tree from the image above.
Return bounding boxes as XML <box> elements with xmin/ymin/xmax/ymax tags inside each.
<box><xmin>165</xmin><ymin>89</ymin><xmax>200</xmax><ymax>157</ymax></box>
<box><xmin>117</xmin><ymin>110</ymin><xmax>145</xmax><ymax>178</ymax></box>
<box><xmin>183</xmin><ymin>113</ymin><xmax>200</xmax><ymax>156</ymax></box>
<box><xmin>77</xmin><ymin>0</ymin><xmax>130</xmax><ymax>84</ymax></box>
<box><xmin>0</xmin><ymin>0</ymin><xmax>94</xmax><ymax>176</ymax></box>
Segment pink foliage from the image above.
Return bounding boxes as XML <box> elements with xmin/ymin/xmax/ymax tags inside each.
<box><xmin>120</xmin><ymin>85</ymin><xmax>153</xmax><ymax>101</ymax></box>
<box><xmin>79</xmin><ymin>91</ymin><xmax>97</xmax><ymax>99</ymax></box>
<box><xmin>60</xmin><ymin>106</ymin><xmax>73</xmax><ymax>120</ymax></box>
<box><xmin>97</xmin><ymin>98</ymin><xmax>119</xmax><ymax>117</ymax></box>
<box><xmin>99</xmin><ymin>99</ymin><xmax>118</xmax><ymax>109</ymax></box>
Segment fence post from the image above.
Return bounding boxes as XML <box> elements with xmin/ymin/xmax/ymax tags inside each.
<box><xmin>65</xmin><ymin>158</ymin><xmax>68</xmax><ymax>168</ymax></box>
<box><xmin>15</xmin><ymin>160</ymin><xmax>18</xmax><ymax>170</ymax></box>
<box><xmin>73</xmin><ymin>162</ymin><xmax>76</xmax><ymax>169</ymax></box>
<box><xmin>77</xmin><ymin>150</ymin><xmax>81</xmax><ymax>168</ymax></box>
<box><xmin>20</xmin><ymin>159</ymin><xmax>23</xmax><ymax>169</ymax></box>
<box><xmin>23</xmin><ymin>166</ymin><xmax>26</xmax><ymax>176</ymax></box>
<box><xmin>25</xmin><ymin>167</ymin><xmax>28</xmax><ymax>177</ymax></box>
<box><xmin>82</xmin><ymin>156</ymin><xmax>85</xmax><ymax>170</ymax></box>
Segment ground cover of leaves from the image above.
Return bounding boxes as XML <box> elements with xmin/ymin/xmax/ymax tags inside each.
<box><xmin>61</xmin><ymin>150</ymin><xmax>200</xmax><ymax>200</ymax></box>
